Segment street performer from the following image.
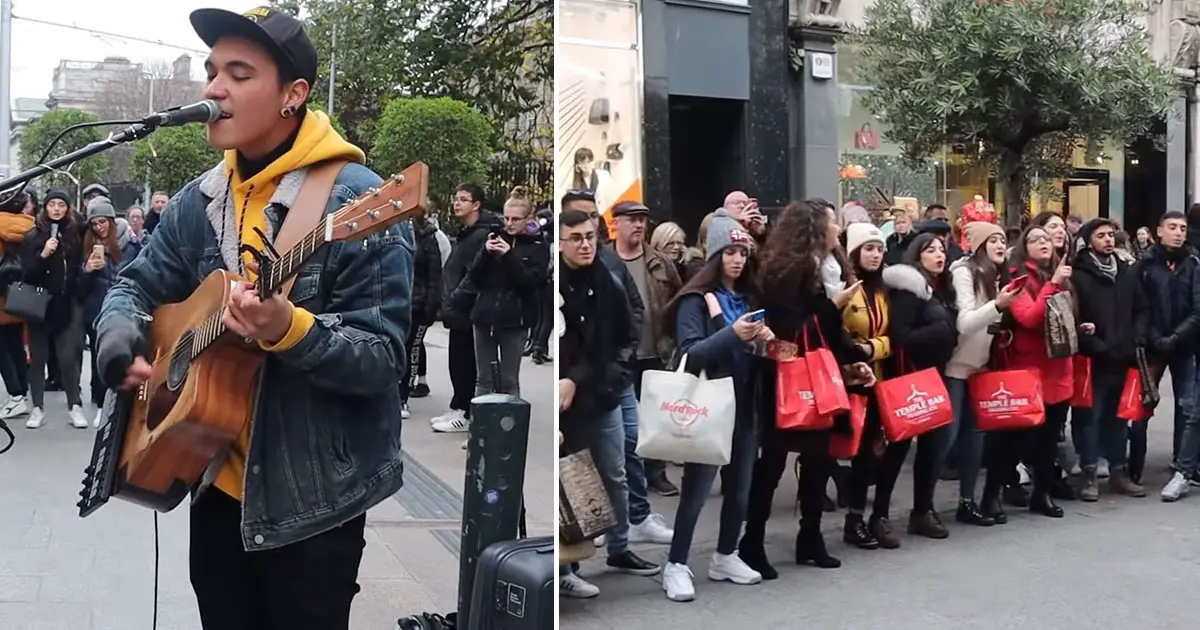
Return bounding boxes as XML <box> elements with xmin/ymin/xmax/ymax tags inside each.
<box><xmin>93</xmin><ymin>6</ymin><xmax>411</xmax><ymax>629</ymax></box>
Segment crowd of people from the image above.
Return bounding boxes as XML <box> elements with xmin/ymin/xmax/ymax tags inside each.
<box><xmin>558</xmin><ymin>190</ymin><xmax>1200</xmax><ymax>604</ymax></box>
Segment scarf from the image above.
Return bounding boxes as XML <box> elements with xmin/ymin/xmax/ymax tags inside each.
<box><xmin>1088</xmin><ymin>251</ymin><xmax>1117</xmax><ymax>281</ymax></box>
<box><xmin>713</xmin><ymin>285</ymin><xmax>751</xmax><ymax>377</ymax></box>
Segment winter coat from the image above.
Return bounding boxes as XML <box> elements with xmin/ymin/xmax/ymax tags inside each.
<box><xmin>21</xmin><ymin>221</ymin><xmax>83</xmax><ymax>330</ymax></box>
<box><xmin>1006</xmin><ymin>262</ymin><xmax>1074</xmax><ymax>404</ymax></box>
<box><xmin>840</xmin><ymin>279</ymin><xmax>891</xmax><ymax>381</ymax></box>
<box><xmin>411</xmin><ymin>221</ymin><xmax>444</xmax><ymax>325</ymax></box>
<box><xmin>946</xmin><ymin>258</ymin><xmax>1004</xmax><ymax>380</ymax></box>
<box><xmin>882</xmin><ymin>263</ymin><xmax>957</xmax><ymax>378</ymax></box>
<box><xmin>467</xmin><ymin>232</ymin><xmax>550</xmax><ymax>329</ymax></box>
<box><xmin>442</xmin><ymin>213</ymin><xmax>504</xmax><ymax>328</ymax></box>
<box><xmin>674</xmin><ymin>290</ymin><xmax>758</xmax><ymax>429</ymax></box>
<box><xmin>1073</xmin><ymin>250</ymin><xmax>1140</xmax><ymax>386</ymax></box>
<box><xmin>1132</xmin><ymin>243</ymin><xmax>1200</xmax><ymax>363</ymax></box>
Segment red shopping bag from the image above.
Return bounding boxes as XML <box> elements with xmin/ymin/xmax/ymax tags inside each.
<box><xmin>805</xmin><ymin>326</ymin><xmax>851</xmax><ymax>417</ymax></box>
<box><xmin>876</xmin><ymin>367</ymin><xmax>953</xmax><ymax>442</ymax></box>
<box><xmin>1117</xmin><ymin>368</ymin><xmax>1147</xmax><ymax>421</ymax></box>
<box><xmin>829</xmin><ymin>394</ymin><xmax>868</xmax><ymax>459</ymax></box>
<box><xmin>776</xmin><ymin>358</ymin><xmax>834</xmax><ymax>430</ymax></box>
<box><xmin>968</xmin><ymin>369</ymin><xmax>1045</xmax><ymax>431</ymax></box>
<box><xmin>1071</xmin><ymin>356</ymin><xmax>1093</xmax><ymax>408</ymax></box>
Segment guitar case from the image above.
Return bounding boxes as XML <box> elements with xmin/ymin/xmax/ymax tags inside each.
<box><xmin>466</xmin><ymin>536</ymin><xmax>554</xmax><ymax>630</ymax></box>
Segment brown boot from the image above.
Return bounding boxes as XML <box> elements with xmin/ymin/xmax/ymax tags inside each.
<box><xmin>868</xmin><ymin>515</ymin><xmax>901</xmax><ymax>549</ymax></box>
<box><xmin>907</xmin><ymin>509</ymin><xmax>949</xmax><ymax>539</ymax></box>
<box><xmin>1108</xmin><ymin>467</ymin><xmax>1146</xmax><ymax>497</ymax></box>
<box><xmin>1080</xmin><ymin>469</ymin><xmax>1099</xmax><ymax>502</ymax></box>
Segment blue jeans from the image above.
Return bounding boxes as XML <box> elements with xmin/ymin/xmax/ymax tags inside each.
<box><xmin>591</xmin><ymin>404</ymin><xmax>632</xmax><ymax>555</ymax></box>
<box><xmin>619</xmin><ymin>383</ymin><xmax>651</xmax><ymax>525</ymax></box>
<box><xmin>1085</xmin><ymin>379</ymin><xmax>1129</xmax><ymax>470</ymax></box>
<box><xmin>667</xmin><ymin>419</ymin><xmax>758</xmax><ymax>565</ymax></box>
<box><xmin>945</xmin><ymin>378</ymin><xmax>985</xmax><ymax>501</ymax></box>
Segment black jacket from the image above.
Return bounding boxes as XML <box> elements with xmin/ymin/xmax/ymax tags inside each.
<box><xmin>442</xmin><ymin>213</ymin><xmax>504</xmax><ymax>329</ymax></box>
<box><xmin>559</xmin><ymin>257</ymin><xmax>634</xmax><ymax>454</ymax></box>
<box><xmin>21</xmin><ymin>221</ymin><xmax>83</xmax><ymax>330</ymax></box>
<box><xmin>467</xmin><ymin>232</ymin><xmax>549</xmax><ymax>329</ymax></box>
<box><xmin>411</xmin><ymin>221</ymin><xmax>444</xmax><ymax>325</ymax></box>
<box><xmin>885</xmin><ymin>232</ymin><xmax>916</xmax><ymax>266</ymax></box>
<box><xmin>1073</xmin><ymin>250</ymin><xmax>1140</xmax><ymax>384</ymax></box>
<box><xmin>1133</xmin><ymin>244</ymin><xmax>1200</xmax><ymax>362</ymax></box>
<box><xmin>597</xmin><ymin>246</ymin><xmax>644</xmax><ymax>372</ymax></box>
<box><xmin>882</xmin><ymin>263</ymin><xmax>958</xmax><ymax>377</ymax></box>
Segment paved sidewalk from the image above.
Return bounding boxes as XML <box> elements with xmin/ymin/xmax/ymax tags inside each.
<box><xmin>0</xmin><ymin>324</ymin><xmax>553</xmax><ymax>629</ymax></box>
<box><xmin>563</xmin><ymin>375</ymin><xmax>1200</xmax><ymax>629</ymax></box>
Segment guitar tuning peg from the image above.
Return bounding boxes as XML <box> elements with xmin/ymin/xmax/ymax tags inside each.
<box><xmin>367</xmin><ymin>187</ymin><xmax>380</xmax><ymax>196</ymax></box>
<box><xmin>390</xmin><ymin>200</ymin><xmax>402</xmax><ymax>208</ymax></box>
<box><xmin>391</xmin><ymin>174</ymin><xmax>405</xmax><ymax>184</ymax></box>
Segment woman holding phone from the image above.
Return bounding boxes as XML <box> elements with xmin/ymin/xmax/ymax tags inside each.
<box><xmin>78</xmin><ymin>197</ymin><xmax>125</xmax><ymax>426</ymax></box>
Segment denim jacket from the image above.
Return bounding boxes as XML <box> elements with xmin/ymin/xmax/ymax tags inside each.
<box><xmin>97</xmin><ymin>161</ymin><xmax>413</xmax><ymax>551</ymax></box>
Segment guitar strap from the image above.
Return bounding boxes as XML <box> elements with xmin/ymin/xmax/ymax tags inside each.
<box><xmin>271</xmin><ymin>160</ymin><xmax>348</xmax><ymax>299</ymax></box>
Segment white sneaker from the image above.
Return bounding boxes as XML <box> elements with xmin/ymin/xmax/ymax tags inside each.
<box><xmin>559</xmin><ymin>573</ymin><xmax>599</xmax><ymax>599</ymax></box>
<box><xmin>1098</xmin><ymin>458</ymin><xmax>1110</xmax><ymax>479</ymax></box>
<box><xmin>593</xmin><ymin>534</ymin><xmax>606</xmax><ymax>548</ymax></box>
<box><xmin>1017</xmin><ymin>463</ymin><xmax>1032</xmax><ymax>486</ymax></box>
<box><xmin>431</xmin><ymin>410</ymin><xmax>469</xmax><ymax>433</ymax></box>
<box><xmin>1161</xmin><ymin>472</ymin><xmax>1191</xmax><ymax>502</ymax></box>
<box><xmin>93</xmin><ymin>408</ymin><xmax>104</xmax><ymax>428</ymax></box>
<box><xmin>1</xmin><ymin>395</ymin><xmax>29</xmax><ymax>419</ymax></box>
<box><xmin>68</xmin><ymin>405</ymin><xmax>88</xmax><ymax>429</ymax></box>
<box><xmin>401</xmin><ymin>404</ymin><xmax>411</xmax><ymax>420</ymax></box>
<box><xmin>662</xmin><ymin>562</ymin><xmax>695</xmax><ymax>602</ymax></box>
<box><xmin>430</xmin><ymin>409</ymin><xmax>456</xmax><ymax>426</ymax></box>
<box><xmin>629</xmin><ymin>513</ymin><xmax>674</xmax><ymax>544</ymax></box>
<box><xmin>25</xmin><ymin>407</ymin><xmax>44</xmax><ymax>429</ymax></box>
<box><xmin>708</xmin><ymin>551</ymin><xmax>762</xmax><ymax>585</ymax></box>
<box><xmin>1069</xmin><ymin>462</ymin><xmax>1082</xmax><ymax>476</ymax></box>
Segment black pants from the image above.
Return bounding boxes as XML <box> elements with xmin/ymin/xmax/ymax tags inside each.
<box><xmin>743</xmin><ymin>432</ymin><xmax>833</xmax><ymax>545</ymax></box>
<box><xmin>846</xmin><ymin>398</ymin><xmax>940</xmax><ymax>517</ymax></box>
<box><xmin>0</xmin><ymin>323</ymin><xmax>27</xmax><ymax>397</ymax></box>
<box><xmin>447</xmin><ymin>326</ymin><xmax>476</xmax><ymax>417</ymax></box>
<box><xmin>190</xmin><ymin>489</ymin><xmax>367</xmax><ymax>630</ymax></box>
<box><xmin>398</xmin><ymin>323</ymin><xmax>429</xmax><ymax>403</ymax></box>
<box><xmin>85</xmin><ymin>324</ymin><xmax>104</xmax><ymax>407</ymax></box>
<box><xmin>530</xmin><ymin>286</ymin><xmax>553</xmax><ymax>354</ymax></box>
<box><xmin>984</xmin><ymin>402</ymin><xmax>1069</xmax><ymax>499</ymax></box>
<box><xmin>46</xmin><ymin>337</ymin><xmax>60</xmax><ymax>385</ymax></box>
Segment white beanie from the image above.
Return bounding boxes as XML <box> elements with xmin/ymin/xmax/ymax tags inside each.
<box><xmin>845</xmin><ymin>223</ymin><xmax>885</xmax><ymax>255</ymax></box>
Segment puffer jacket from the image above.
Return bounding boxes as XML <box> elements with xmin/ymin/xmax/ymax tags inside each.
<box><xmin>946</xmin><ymin>258</ymin><xmax>1004</xmax><ymax>379</ymax></box>
<box><xmin>1007</xmin><ymin>262</ymin><xmax>1074</xmax><ymax>404</ymax></box>
<box><xmin>881</xmin><ymin>263</ymin><xmax>958</xmax><ymax>378</ymax></box>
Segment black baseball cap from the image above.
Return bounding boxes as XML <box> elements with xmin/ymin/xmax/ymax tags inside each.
<box><xmin>190</xmin><ymin>6</ymin><xmax>318</xmax><ymax>86</ymax></box>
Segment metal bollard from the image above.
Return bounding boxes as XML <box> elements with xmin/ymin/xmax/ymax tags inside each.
<box><xmin>456</xmin><ymin>363</ymin><xmax>531</xmax><ymax>629</ymax></box>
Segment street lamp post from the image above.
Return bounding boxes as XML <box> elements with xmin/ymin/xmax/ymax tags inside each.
<box><xmin>1</xmin><ymin>0</ymin><xmax>14</xmax><ymax>181</ymax></box>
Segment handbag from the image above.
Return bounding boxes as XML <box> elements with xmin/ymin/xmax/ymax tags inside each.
<box><xmin>636</xmin><ymin>353</ymin><xmax>736</xmax><ymax>466</ymax></box>
<box><xmin>875</xmin><ymin>352</ymin><xmax>954</xmax><ymax>442</ymax></box>
<box><xmin>803</xmin><ymin>324</ymin><xmax>851</xmax><ymax>417</ymax></box>
<box><xmin>558</xmin><ymin>449</ymin><xmax>617</xmax><ymax>545</ymax></box>
<box><xmin>0</xmin><ymin>252</ymin><xmax>21</xmax><ymax>289</ymax></box>
<box><xmin>3</xmin><ymin>282</ymin><xmax>51</xmax><ymax>322</ymax></box>
<box><xmin>775</xmin><ymin>355</ymin><xmax>833</xmax><ymax>430</ymax></box>
<box><xmin>1044</xmin><ymin>291</ymin><xmax>1078</xmax><ymax>359</ymax></box>
<box><xmin>968</xmin><ymin>368</ymin><xmax>1046</xmax><ymax>431</ymax></box>
<box><xmin>829</xmin><ymin>394</ymin><xmax>868</xmax><ymax>459</ymax></box>
<box><xmin>1117</xmin><ymin>368</ymin><xmax>1148</xmax><ymax>421</ymax></box>
<box><xmin>1071</xmin><ymin>355</ymin><xmax>1093</xmax><ymax>408</ymax></box>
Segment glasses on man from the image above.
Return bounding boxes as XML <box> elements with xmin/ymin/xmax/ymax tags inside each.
<box><xmin>563</xmin><ymin>232</ymin><xmax>597</xmax><ymax>246</ymax></box>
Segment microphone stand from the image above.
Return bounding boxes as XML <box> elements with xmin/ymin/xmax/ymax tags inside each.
<box><xmin>0</xmin><ymin>122</ymin><xmax>159</xmax><ymax>192</ymax></box>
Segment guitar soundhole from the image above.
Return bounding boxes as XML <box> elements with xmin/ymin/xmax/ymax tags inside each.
<box><xmin>166</xmin><ymin>331</ymin><xmax>194</xmax><ymax>392</ymax></box>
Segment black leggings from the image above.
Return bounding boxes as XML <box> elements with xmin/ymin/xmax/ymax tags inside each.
<box><xmin>846</xmin><ymin>397</ymin><xmax>941</xmax><ymax>518</ymax></box>
<box><xmin>743</xmin><ymin>432</ymin><xmax>833</xmax><ymax>544</ymax></box>
<box><xmin>984</xmin><ymin>401</ymin><xmax>1070</xmax><ymax>499</ymax></box>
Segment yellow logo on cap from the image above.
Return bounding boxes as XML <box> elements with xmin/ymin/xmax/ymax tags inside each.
<box><xmin>244</xmin><ymin>7</ymin><xmax>270</xmax><ymax>21</ymax></box>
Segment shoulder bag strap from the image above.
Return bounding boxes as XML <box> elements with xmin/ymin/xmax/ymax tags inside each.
<box><xmin>271</xmin><ymin>160</ymin><xmax>348</xmax><ymax>299</ymax></box>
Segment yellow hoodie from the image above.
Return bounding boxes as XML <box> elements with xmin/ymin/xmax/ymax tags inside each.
<box><xmin>214</xmin><ymin>110</ymin><xmax>367</xmax><ymax>502</ymax></box>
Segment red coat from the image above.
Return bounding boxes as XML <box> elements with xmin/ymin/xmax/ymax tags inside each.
<box><xmin>1006</xmin><ymin>267</ymin><xmax>1074</xmax><ymax>405</ymax></box>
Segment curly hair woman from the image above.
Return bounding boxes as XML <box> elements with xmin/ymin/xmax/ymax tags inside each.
<box><xmin>737</xmin><ymin>200</ymin><xmax>875</xmax><ymax>579</ymax></box>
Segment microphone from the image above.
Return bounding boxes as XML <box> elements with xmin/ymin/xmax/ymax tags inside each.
<box><xmin>50</xmin><ymin>224</ymin><xmax>58</xmax><ymax>240</ymax></box>
<box><xmin>141</xmin><ymin>100</ymin><xmax>225</xmax><ymax>128</ymax></box>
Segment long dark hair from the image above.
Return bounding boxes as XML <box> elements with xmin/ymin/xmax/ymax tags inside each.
<box><xmin>966</xmin><ymin>235</ymin><xmax>1010</xmax><ymax>301</ymax></box>
<box><xmin>83</xmin><ymin>217</ymin><xmax>123</xmax><ymax>264</ymax></box>
<box><xmin>758</xmin><ymin>199</ymin><xmax>829</xmax><ymax>302</ymax></box>
<box><xmin>37</xmin><ymin>201</ymin><xmax>80</xmax><ymax>253</ymax></box>
<box><xmin>1032</xmin><ymin>211</ymin><xmax>1073</xmax><ymax>259</ymax></box>
<box><xmin>664</xmin><ymin>249</ymin><xmax>760</xmax><ymax>335</ymax></box>
<box><xmin>850</xmin><ymin>241</ymin><xmax>884</xmax><ymax>294</ymax></box>
<box><xmin>902</xmin><ymin>232</ymin><xmax>957</xmax><ymax>304</ymax></box>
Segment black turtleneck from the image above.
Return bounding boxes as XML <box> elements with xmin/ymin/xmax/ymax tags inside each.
<box><xmin>1165</xmin><ymin>244</ymin><xmax>1189</xmax><ymax>264</ymax></box>
<box><xmin>235</xmin><ymin>108</ymin><xmax>306</xmax><ymax>180</ymax></box>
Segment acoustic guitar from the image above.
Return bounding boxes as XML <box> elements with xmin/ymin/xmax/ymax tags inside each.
<box><xmin>77</xmin><ymin>162</ymin><xmax>429</xmax><ymax>516</ymax></box>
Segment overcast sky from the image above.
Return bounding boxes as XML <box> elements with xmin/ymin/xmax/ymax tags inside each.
<box><xmin>9</xmin><ymin>0</ymin><xmax>247</xmax><ymax>102</ymax></box>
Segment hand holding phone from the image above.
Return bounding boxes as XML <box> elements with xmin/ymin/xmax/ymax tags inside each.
<box><xmin>746</xmin><ymin>309</ymin><xmax>766</xmax><ymax>323</ymax></box>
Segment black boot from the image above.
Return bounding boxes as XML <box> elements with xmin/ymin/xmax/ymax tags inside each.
<box><xmin>955</xmin><ymin>499</ymin><xmax>996</xmax><ymax>526</ymax></box>
<box><xmin>795</xmin><ymin>525</ymin><xmax>841</xmax><ymax>569</ymax></box>
<box><xmin>1003</xmin><ymin>484</ymin><xmax>1029</xmax><ymax>507</ymax></box>
<box><xmin>1029</xmin><ymin>491</ymin><xmax>1064</xmax><ymax>518</ymax></box>
<box><xmin>832</xmin><ymin>464</ymin><xmax>850</xmax><ymax>509</ymax></box>
<box><xmin>980</xmin><ymin>493</ymin><xmax>1007</xmax><ymax>525</ymax></box>
<box><xmin>737</xmin><ymin>535</ymin><xmax>778</xmax><ymax>580</ymax></box>
<box><xmin>842</xmin><ymin>513</ymin><xmax>879</xmax><ymax>549</ymax></box>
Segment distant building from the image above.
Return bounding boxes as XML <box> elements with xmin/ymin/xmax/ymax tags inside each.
<box><xmin>7</xmin><ymin>97</ymin><xmax>51</xmax><ymax>178</ymax></box>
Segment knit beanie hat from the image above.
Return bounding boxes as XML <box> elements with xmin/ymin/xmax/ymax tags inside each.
<box><xmin>43</xmin><ymin>188</ymin><xmax>71</xmax><ymax>209</ymax></box>
<box><xmin>86</xmin><ymin>195</ymin><xmax>117</xmax><ymax>221</ymax></box>
<box><xmin>845</xmin><ymin>223</ymin><xmax>885</xmax><ymax>256</ymax></box>
<box><xmin>963</xmin><ymin>221</ymin><xmax>1005</xmax><ymax>253</ymax></box>
<box><xmin>706</xmin><ymin>215</ymin><xmax>755</xmax><ymax>261</ymax></box>
<box><xmin>1078</xmin><ymin>218</ymin><xmax>1117</xmax><ymax>248</ymax></box>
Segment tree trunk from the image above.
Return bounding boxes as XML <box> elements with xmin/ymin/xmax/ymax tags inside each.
<box><xmin>1000</xmin><ymin>154</ymin><xmax>1027</xmax><ymax>229</ymax></box>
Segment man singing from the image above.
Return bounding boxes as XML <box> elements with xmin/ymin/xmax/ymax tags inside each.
<box><xmin>94</xmin><ymin>7</ymin><xmax>411</xmax><ymax>628</ymax></box>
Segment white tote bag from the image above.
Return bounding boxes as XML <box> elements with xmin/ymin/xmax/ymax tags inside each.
<box><xmin>636</xmin><ymin>354</ymin><xmax>737</xmax><ymax>466</ymax></box>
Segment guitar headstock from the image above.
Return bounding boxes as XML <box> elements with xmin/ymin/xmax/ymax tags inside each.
<box><xmin>327</xmin><ymin>162</ymin><xmax>430</xmax><ymax>242</ymax></box>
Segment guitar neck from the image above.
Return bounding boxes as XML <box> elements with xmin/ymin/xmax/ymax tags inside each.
<box><xmin>260</xmin><ymin>225</ymin><xmax>328</xmax><ymax>296</ymax></box>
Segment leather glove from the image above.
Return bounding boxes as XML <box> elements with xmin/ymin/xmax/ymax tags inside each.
<box><xmin>95</xmin><ymin>320</ymin><xmax>148</xmax><ymax>390</ymax></box>
<box><xmin>1152</xmin><ymin>335</ymin><xmax>1177</xmax><ymax>355</ymax></box>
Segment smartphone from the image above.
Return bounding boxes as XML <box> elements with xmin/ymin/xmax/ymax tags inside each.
<box><xmin>746</xmin><ymin>309</ymin><xmax>766</xmax><ymax>322</ymax></box>
<box><xmin>92</xmin><ymin>244</ymin><xmax>104</xmax><ymax>257</ymax></box>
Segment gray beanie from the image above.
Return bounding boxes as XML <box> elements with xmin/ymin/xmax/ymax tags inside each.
<box><xmin>706</xmin><ymin>215</ymin><xmax>755</xmax><ymax>261</ymax></box>
<box><xmin>86</xmin><ymin>195</ymin><xmax>117</xmax><ymax>221</ymax></box>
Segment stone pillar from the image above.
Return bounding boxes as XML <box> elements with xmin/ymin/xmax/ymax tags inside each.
<box><xmin>788</xmin><ymin>25</ymin><xmax>843</xmax><ymax>203</ymax></box>
<box><xmin>1167</xmin><ymin>90</ymin><xmax>1189</xmax><ymax>211</ymax></box>
<box><xmin>745</xmin><ymin>0</ymin><xmax>791</xmax><ymax>209</ymax></box>
<box><xmin>640</xmin><ymin>0</ymin><xmax>672</xmax><ymax>221</ymax></box>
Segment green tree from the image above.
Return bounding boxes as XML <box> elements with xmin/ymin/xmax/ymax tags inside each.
<box><xmin>271</xmin><ymin>0</ymin><xmax>551</xmax><ymax>155</ymax></box>
<box><xmin>372</xmin><ymin>97</ymin><xmax>494</xmax><ymax>213</ymax></box>
<box><xmin>856</xmin><ymin>0</ymin><xmax>1176</xmax><ymax>225</ymax></box>
<box><xmin>131</xmin><ymin>125</ymin><xmax>221</xmax><ymax>195</ymax></box>
<box><xmin>18</xmin><ymin>108</ymin><xmax>111</xmax><ymax>193</ymax></box>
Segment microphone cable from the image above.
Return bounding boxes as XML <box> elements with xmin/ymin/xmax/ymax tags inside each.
<box><xmin>0</xmin><ymin>418</ymin><xmax>12</xmax><ymax>455</ymax></box>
